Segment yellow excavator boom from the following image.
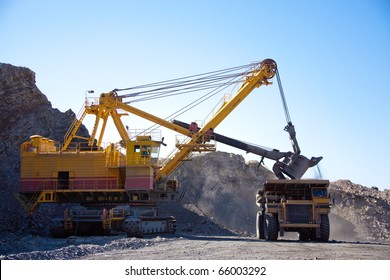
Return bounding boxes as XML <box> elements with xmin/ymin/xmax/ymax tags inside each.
<box><xmin>155</xmin><ymin>59</ymin><xmax>276</xmax><ymax>180</ymax></box>
<box><xmin>61</xmin><ymin>59</ymin><xmax>276</xmax><ymax>182</ymax></box>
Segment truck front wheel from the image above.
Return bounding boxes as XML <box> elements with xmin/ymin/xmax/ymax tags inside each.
<box><xmin>320</xmin><ymin>214</ymin><xmax>330</xmax><ymax>242</ymax></box>
<box><xmin>264</xmin><ymin>213</ymin><xmax>278</xmax><ymax>241</ymax></box>
<box><xmin>256</xmin><ymin>211</ymin><xmax>265</xmax><ymax>239</ymax></box>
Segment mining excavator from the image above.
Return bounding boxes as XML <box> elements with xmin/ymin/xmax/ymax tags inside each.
<box><xmin>17</xmin><ymin>58</ymin><xmax>329</xmax><ymax>240</ymax></box>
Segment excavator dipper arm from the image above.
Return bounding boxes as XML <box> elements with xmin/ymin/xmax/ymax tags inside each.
<box><xmin>172</xmin><ymin>120</ymin><xmax>322</xmax><ymax>180</ymax></box>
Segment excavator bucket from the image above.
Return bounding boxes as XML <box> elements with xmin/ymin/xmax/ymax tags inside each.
<box><xmin>273</xmin><ymin>153</ymin><xmax>322</xmax><ymax>180</ymax></box>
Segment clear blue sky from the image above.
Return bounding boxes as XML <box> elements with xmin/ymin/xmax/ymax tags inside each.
<box><xmin>1</xmin><ymin>0</ymin><xmax>389</xmax><ymax>189</ymax></box>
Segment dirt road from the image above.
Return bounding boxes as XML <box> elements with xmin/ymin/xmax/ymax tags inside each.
<box><xmin>79</xmin><ymin>234</ymin><xmax>390</xmax><ymax>260</ymax></box>
<box><xmin>2</xmin><ymin>198</ymin><xmax>389</xmax><ymax>260</ymax></box>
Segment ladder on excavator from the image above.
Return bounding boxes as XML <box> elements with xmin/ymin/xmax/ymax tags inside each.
<box><xmin>13</xmin><ymin>181</ymin><xmax>55</xmax><ymax>215</ymax></box>
<box><xmin>13</xmin><ymin>192</ymin><xmax>40</xmax><ymax>215</ymax></box>
<box><xmin>101</xmin><ymin>209</ymin><xmax>111</xmax><ymax>230</ymax></box>
<box><xmin>64</xmin><ymin>209</ymin><xmax>73</xmax><ymax>230</ymax></box>
<box><xmin>62</xmin><ymin>104</ymin><xmax>88</xmax><ymax>151</ymax></box>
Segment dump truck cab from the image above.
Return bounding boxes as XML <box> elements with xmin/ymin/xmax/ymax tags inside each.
<box><xmin>256</xmin><ymin>179</ymin><xmax>331</xmax><ymax>241</ymax></box>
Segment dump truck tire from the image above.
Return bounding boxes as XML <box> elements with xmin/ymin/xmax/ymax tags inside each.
<box><xmin>264</xmin><ymin>213</ymin><xmax>278</xmax><ymax>241</ymax></box>
<box><xmin>256</xmin><ymin>211</ymin><xmax>265</xmax><ymax>239</ymax></box>
<box><xmin>320</xmin><ymin>214</ymin><xmax>330</xmax><ymax>242</ymax></box>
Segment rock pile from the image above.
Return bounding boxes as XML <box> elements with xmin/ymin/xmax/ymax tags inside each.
<box><xmin>329</xmin><ymin>180</ymin><xmax>390</xmax><ymax>241</ymax></box>
<box><xmin>172</xmin><ymin>152</ymin><xmax>276</xmax><ymax>234</ymax></box>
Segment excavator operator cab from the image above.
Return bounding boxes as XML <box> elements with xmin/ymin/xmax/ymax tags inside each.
<box><xmin>126</xmin><ymin>135</ymin><xmax>161</xmax><ymax>166</ymax></box>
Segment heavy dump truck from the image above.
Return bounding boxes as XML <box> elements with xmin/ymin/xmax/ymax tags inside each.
<box><xmin>17</xmin><ymin>58</ymin><xmax>327</xmax><ymax>238</ymax></box>
<box><xmin>256</xmin><ymin>180</ymin><xmax>330</xmax><ymax>241</ymax></box>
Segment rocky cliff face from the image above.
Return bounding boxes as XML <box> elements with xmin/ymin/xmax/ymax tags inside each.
<box><xmin>0</xmin><ymin>63</ymin><xmax>89</xmax><ymax>232</ymax></box>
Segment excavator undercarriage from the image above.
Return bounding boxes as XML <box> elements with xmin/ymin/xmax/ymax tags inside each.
<box><xmin>49</xmin><ymin>205</ymin><xmax>176</xmax><ymax>238</ymax></box>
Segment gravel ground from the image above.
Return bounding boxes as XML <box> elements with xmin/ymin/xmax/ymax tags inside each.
<box><xmin>80</xmin><ymin>235</ymin><xmax>390</xmax><ymax>260</ymax></box>
<box><xmin>2</xmin><ymin>232</ymin><xmax>389</xmax><ymax>260</ymax></box>
<box><xmin>1</xmin><ymin>201</ymin><xmax>389</xmax><ymax>260</ymax></box>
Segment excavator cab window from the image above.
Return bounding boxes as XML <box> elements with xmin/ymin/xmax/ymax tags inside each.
<box><xmin>150</xmin><ymin>145</ymin><xmax>160</xmax><ymax>165</ymax></box>
<box><xmin>141</xmin><ymin>145</ymin><xmax>151</xmax><ymax>156</ymax></box>
<box><xmin>151</xmin><ymin>145</ymin><xmax>160</xmax><ymax>158</ymax></box>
